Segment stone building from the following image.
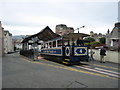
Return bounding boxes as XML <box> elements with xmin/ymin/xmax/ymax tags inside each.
<box><xmin>4</xmin><ymin>30</ymin><xmax>14</xmax><ymax>53</ymax></box>
<box><xmin>106</xmin><ymin>22</ymin><xmax>120</xmax><ymax>49</ymax></box>
<box><xmin>55</xmin><ymin>24</ymin><xmax>74</xmax><ymax>36</ymax></box>
<box><xmin>89</xmin><ymin>31</ymin><xmax>106</xmax><ymax>42</ymax></box>
<box><xmin>0</xmin><ymin>21</ymin><xmax>4</xmax><ymax>56</ymax></box>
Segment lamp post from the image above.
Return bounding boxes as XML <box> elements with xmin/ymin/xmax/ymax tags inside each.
<box><xmin>74</xmin><ymin>25</ymin><xmax>85</xmax><ymax>33</ymax></box>
<box><xmin>73</xmin><ymin>26</ymin><xmax>85</xmax><ymax>46</ymax></box>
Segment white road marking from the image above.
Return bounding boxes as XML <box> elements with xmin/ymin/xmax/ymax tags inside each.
<box><xmin>81</xmin><ymin>65</ymin><xmax>119</xmax><ymax>75</ymax></box>
<box><xmin>81</xmin><ymin>62</ymin><xmax>119</xmax><ymax>70</ymax></box>
<box><xmin>76</xmin><ymin>66</ymin><xmax>119</xmax><ymax>78</ymax></box>
<box><xmin>95</xmin><ymin>68</ymin><xmax>119</xmax><ymax>75</ymax></box>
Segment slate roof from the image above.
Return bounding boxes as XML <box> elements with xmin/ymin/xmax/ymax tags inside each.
<box><xmin>62</xmin><ymin>33</ymin><xmax>90</xmax><ymax>40</ymax></box>
<box><xmin>110</xmin><ymin>22</ymin><xmax>120</xmax><ymax>39</ymax></box>
<box><xmin>22</xmin><ymin>26</ymin><xmax>60</xmax><ymax>43</ymax></box>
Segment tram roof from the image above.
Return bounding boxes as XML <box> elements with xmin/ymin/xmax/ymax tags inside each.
<box><xmin>62</xmin><ymin>33</ymin><xmax>90</xmax><ymax>40</ymax></box>
<box><xmin>22</xmin><ymin>26</ymin><xmax>60</xmax><ymax>43</ymax></box>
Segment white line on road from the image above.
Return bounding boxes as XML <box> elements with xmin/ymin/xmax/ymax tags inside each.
<box><xmin>81</xmin><ymin>65</ymin><xmax>119</xmax><ymax>75</ymax></box>
<box><xmin>76</xmin><ymin>66</ymin><xmax>119</xmax><ymax>78</ymax></box>
<box><xmin>81</xmin><ymin>62</ymin><xmax>119</xmax><ymax>70</ymax></box>
<box><xmin>95</xmin><ymin>68</ymin><xmax>119</xmax><ymax>75</ymax></box>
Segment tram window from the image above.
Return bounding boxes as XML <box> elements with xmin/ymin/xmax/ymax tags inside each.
<box><xmin>57</xmin><ymin>40</ymin><xmax>62</xmax><ymax>47</ymax></box>
<box><xmin>45</xmin><ymin>43</ymin><xmax>48</xmax><ymax>48</ymax></box>
<box><xmin>63</xmin><ymin>40</ymin><xmax>68</xmax><ymax>46</ymax></box>
<box><xmin>41</xmin><ymin>46</ymin><xmax>43</xmax><ymax>49</ymax></box>
<box><xmin>43</xmin><ymin>44</ymin><xmax>45</xmax><ymax>48</ymax></box>
<box><xmin>53</xmin><ymin>41</ymin><xmax>56</xmax><ymax>47</ymax></box>
<box><xmin>49</xmin><ymin>42</ymin><xmax>52</xmax><ymax>48</ymax></box>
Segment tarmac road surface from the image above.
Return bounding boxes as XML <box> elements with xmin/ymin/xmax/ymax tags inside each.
<box><xmin>2</xmin><ymin>52</ymin><xmax>119</xmax><ymax>88</ymax></box>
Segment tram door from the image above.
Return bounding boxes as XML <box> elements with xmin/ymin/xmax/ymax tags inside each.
<box><xmin>62</xmin><ymin>46</ymin><xmax>72</xmax><ymax>64</ymax></box>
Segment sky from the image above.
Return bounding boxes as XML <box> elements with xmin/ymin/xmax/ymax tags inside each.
<box><xmin>0</xmin><ymin>0</ymin><xmax>119</xmax><ymax>36</ymax></box>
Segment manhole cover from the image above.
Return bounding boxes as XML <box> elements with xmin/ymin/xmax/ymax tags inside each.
<box><xmin>66</xmin><ymin>81</ymin><xmax>88</xmax><ymax>88</ymax></box>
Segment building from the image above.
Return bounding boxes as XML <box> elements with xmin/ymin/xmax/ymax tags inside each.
<box><xmin>13</xmin><ymin>35</ymin><xmax>26</xmax><ymax>51</ymax></box>
<box><xmin>106</xmin><ymin>22</ymin><xmax>120</xmax><ymax>50</ymax></box>
<box><xmin>22</xmin><ymin>26</ymin><xmax>89</xmax><ymax>51</ymax></box>
<box><xmin>4</xmin><ymin>30</ymin><xmax>14</xmax><ymax>53</ymax></box>
<box><xmin>89</xmin><ymin>31</ymin><xmax>106</xmax><ymax>42</ymax></box>
<box><xmin>22</xmin><ymin>26</ymin><xmax>60</xmax><ymax>50</ymax></box>
<box><xmin>13</xmin><ymin>39</ymin><xmax>23</xmax><ymax>51</ymax></box>
<box><xmin>55</xmin><ymin>24</ymin><xmax>74</xmax><ymax>36</ymax></box>
<box><xmin>0</xmin><ymin>21</ymin><xmax>4</xmax><ymax>56</ymax></box>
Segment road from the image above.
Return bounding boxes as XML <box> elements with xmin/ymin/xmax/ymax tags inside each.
<box><xmin>2</xmin><ymin>52</ymin><xmax>119</xmax><ymax>88</ymax></box>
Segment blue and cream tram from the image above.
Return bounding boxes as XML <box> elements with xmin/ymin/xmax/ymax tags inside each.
<box><xmin>40</xmin><ymin>33</ymin><xmax>89</xmax><ymax>65</ymax></box>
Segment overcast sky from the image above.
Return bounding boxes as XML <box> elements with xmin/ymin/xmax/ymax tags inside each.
<box><xmin>0</xmin><ymin>0</ymin><xmax>119</xmax><ymax>36</ymax></box>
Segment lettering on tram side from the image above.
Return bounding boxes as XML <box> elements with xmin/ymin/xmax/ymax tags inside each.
<box><xmin>41</xmin><ymin>48</ymin><xmax>62</xmax><ymax>56</ymax></box>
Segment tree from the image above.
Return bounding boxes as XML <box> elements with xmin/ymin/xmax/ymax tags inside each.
<box><xmin>99</xmin><ymin>37</ymin><xmax>106</xmax><ymax>44</ymax></box>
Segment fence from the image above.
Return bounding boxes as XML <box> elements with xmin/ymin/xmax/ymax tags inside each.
<box><xmin>20</xmin><ymin>49</ymin><xmax>34</xmax><ymax>59</ymax></box>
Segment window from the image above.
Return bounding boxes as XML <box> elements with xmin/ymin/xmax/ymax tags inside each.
<box><xmin>57</xmin><ymin>40</ymin><xmax>62</xmax><ymax>47</ymax></box>
<box><xmin>49</xmin><ymin>42</ymin><xmax>52</xmax><ymax>48</ymax></box>
<box><xmin>53</xmin><ymin>41</ymin><xmax>56</xmax><ymax>47</ymax></box>
<box><xmin>45</xmin><ymin>43</ymin><xmax>48</xmax><ymax>48</ymax></box>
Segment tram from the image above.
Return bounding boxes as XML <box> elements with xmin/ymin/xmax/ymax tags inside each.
<box><xmin>40</xmin><ymin>33</ymin><xmax>89</xmax><ymax>65</ymax></box>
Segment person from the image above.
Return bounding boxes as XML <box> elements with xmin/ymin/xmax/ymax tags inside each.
<box><xmin>100</xmin><ymin>46</ymin><xmax>106</xmax><ymax>63</ymax></box>
<box><xmin>89</xmin><ymin>48</ymin><xmax>95</xmax><ymax>61</ymax></box>
<box><xmin>76</xmin><ymin>38</ymin><xmax>84</xmax><ymax>46</ymax></box>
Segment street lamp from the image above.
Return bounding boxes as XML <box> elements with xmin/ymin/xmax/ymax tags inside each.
<box><xmin>74</xmin><ymin>25</ymin><xmax>85</xmax><ymax>33</ymax></box>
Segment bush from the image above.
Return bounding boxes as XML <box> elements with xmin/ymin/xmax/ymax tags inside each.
<box><xmin>84</xmin><ymin>37</ymin><xmax>95</xmax><ymax>42</ymax></box>
<box><xmin>99</xmin><ymin>37</ymin><xmax>106</xmax><ymax>44</ymax></box>
<box><xmin>84</xmin><ymin>43</ymin><xmax>90</xmax><ymax>46</ymax></box>
<box><xmin>89</xmin><ymin>41</ymin><xmax>101</xmax><ymax>47</ymax></box>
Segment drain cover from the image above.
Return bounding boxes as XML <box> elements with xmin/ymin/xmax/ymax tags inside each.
<box><xmin>66</xmin><ymin>81</ymin><xmax>88</xmax><ymax>88</ymax></box>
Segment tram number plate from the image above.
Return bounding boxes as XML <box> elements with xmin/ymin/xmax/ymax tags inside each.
<box><xmin>74</xmin><ymin>47</ymin><xmax>87</xmax><ymax>56</ymax></box>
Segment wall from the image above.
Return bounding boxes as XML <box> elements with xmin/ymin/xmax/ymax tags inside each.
<box><xmin>0</xmin><ymin>22</ymin><xmax>4</xmax><ymax>56</ymax></box>
<box><xmin>4</xmin><ymin>32</ymin><xmax>14</xmax><ymax>53</ymax></box>
<box><xmin>93</xmin><ymin>49</ymin><xmax>119</xmax><ymax>64</ymax></box>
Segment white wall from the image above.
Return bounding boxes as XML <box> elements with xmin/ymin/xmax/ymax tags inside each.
<box><xmin>4</xmin><ymin>32</ymin><xmax>14</xmax><ymax>53</ymax></box>
<box><xmin>0</xmin><ymin>22</ymin><xmax>4</xmax><ymax>56</ymax></box>
<box><xmin>93</xmin><ymin>49</ymin><xmax>119</xmax><ymax>64</ymax></box>
<box><xmin>8</xmin><ymin>36</ymin><xmax>14</xmax><ymax>52</ymax></box>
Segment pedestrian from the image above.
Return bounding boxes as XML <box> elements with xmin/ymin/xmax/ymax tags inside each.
<box><xmin>100</xmin><ymin>46</ymin><xmax>106</xmax><ymax>63</ymax></box>
<box><xmin>89</xmin><ymin>48</ymin><xmax>95</xmax><ymax>61</ymax></box>
<box><xmin>76</xmin><ymin>38</ymin><xmax>84</xmax><ymax>46</ymax></box>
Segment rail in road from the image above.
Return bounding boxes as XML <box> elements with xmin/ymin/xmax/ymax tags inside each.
<box><xmin>21</xmin><ymin>55</ymin><xmax>120</xmax><ymax>80</ymax></box>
